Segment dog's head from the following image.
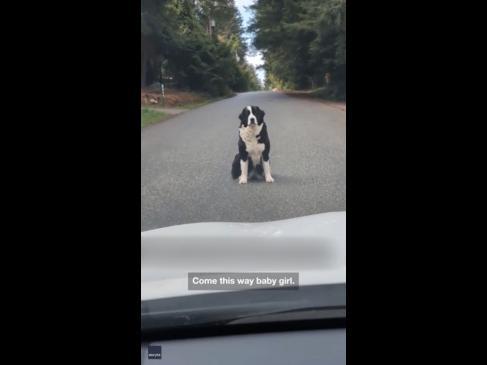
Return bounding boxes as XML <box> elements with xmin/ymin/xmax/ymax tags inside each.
<box><xmin>238</xmin><ymin>106</ymin><xmax>265</xmax><ymax>128</ymax></box>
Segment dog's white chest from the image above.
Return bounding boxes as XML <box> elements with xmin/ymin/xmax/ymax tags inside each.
<box><xmin>248</xmin><ymin>142</ymin><xmax>265</xmax><ymax>164</ymax></box>
<box><xmin>239</xmin><ymin>126</ymin><xmax>265</xmax><ymax>165</ymax></box>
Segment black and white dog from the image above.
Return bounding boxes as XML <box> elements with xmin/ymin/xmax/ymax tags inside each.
<box><xmin>231</xmin><ymin>106</ymin><xmax>274</xmax><ymax>184</ymax></box>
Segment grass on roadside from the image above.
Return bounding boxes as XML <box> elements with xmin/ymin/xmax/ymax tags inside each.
<box><xmin>141</xmin><ymin>108</ymin><xmax>169</xmax><ymax>128</ymax></box>
<box><xmin>285</xmin><ymin>86</ymin><xmax>345</xmax><ymax>102</ymax></box>
<box><xmin>141</xmin><ymin>92</ymin><xmax>236</xmax><ymax>128</ymax></box>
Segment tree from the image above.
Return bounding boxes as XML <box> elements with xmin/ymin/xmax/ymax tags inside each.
<box><xmin>249</xmin><ymin>0</ymin><xmax>345</xmax><ymax>99</ymax></box>
<box><xmin>141</xmin><ymin>0</ymin><xmax>260</xmax><ymax>94</ymax></box>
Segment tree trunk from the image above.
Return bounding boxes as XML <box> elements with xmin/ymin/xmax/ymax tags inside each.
<box><xmin>141</xmin><ymin>49</ymin><xmax>147</xmax><ymax>88</ymax></box>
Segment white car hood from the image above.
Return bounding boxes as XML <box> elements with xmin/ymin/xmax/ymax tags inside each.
<box><xmin>141</xmin><ymin>212</ymin><xmax>346</xmax><ymax>301</ymax></box>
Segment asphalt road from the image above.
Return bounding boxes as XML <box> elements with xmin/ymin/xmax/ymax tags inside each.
<box><xmin>141</xmin><ymin>91</ymin><xmax>345</xmax><ymax>231</ymax></box>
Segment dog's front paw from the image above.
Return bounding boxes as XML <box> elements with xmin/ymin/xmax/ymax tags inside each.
<box><xmin>239</xmin><ymin>176</ymin><xmax>248</xmax><ymax>184</ymax></box>
<box><xmin>265</xmin><ymin>176</ymin><xmax>274</xmax><ymax>183</ymax></box>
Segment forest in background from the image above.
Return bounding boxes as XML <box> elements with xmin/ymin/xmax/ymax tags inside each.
<box><xmin>142</xmin><ymin>0</ymin><xmax>261</xmax><ymax>96</ymax></box>
<box><xmin>250</xmin><ymin>0</ymin><xmax>345</xmax><ymax>99</ymax></box>
<box><xmin>141</xmin><ymin>0</ymin><xmax>345</xmax><ymax>100</ymax></box>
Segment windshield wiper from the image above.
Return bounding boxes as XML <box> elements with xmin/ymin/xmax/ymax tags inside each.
<box><xmin>141</xmin><ymin>283</ymin><xmax>345</xmax><ymax>340</ymax></box>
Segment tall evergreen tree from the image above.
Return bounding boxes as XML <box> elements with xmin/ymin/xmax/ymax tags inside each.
<box><xmin>249</xmin><ymin>0</ymin><xmax>345</xmax><ymax>99</ymax></box>
<box><xmin>141</xmin><ymin>0</ymin><xmax>260</xmax><ymax>94</ymax></box>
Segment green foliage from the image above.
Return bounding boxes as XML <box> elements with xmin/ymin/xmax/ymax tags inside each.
<box><xmin>250</xmin><ymin>0</ymin><xmax>345</xmax><ymax>99</ymax></box>
<box><xmin>141</xmin><ymin>0</ymin><xmax>261</xmax><ymax>96</ymax></box>
<box><xmin>141</xmin><ymin>108</ymin><xmax>168</xmax><ymax>128</ymax></box>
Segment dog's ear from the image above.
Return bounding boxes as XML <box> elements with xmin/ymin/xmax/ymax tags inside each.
<box><xmin>238</xmin><ymin>108</ymin><xmax>247</xmax><ymax>124</ymax></box>
<box><xmin>255</xmin><ymin>106</ymin><xmax>265</xmax><ymax>119</ymax></box>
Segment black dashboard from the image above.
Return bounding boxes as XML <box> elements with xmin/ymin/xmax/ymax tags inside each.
<box><xmin>141</xmin><ymin>328</ymin><xmax>345</xmax><ymax>364</ymax></box>
<box><xmin>141</xmin><ymin>283</ymin><xmax>346</xmax><ymax>364</ymax></box>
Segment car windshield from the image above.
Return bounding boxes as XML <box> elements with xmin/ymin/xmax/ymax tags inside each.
<box><xmin>141</xmin><ymin>0</ymin><xmax>346</xmax><ymax>335</ymax></box>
